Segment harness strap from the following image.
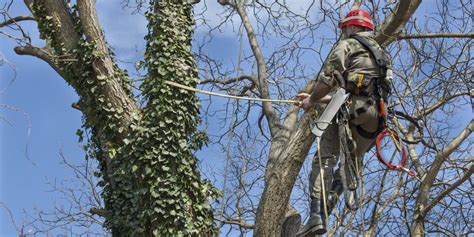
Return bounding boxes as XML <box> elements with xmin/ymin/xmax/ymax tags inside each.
<box><xmin>355</xmin><ymin>120</ymin><xmax>384</xmax><ymax>139</ymax></box>
<box><xmin>350</xmin><ymin>35</ymin><xmax>388</xmax><ymax>80</ymax></box>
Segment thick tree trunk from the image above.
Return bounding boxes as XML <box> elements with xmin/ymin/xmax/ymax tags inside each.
<box><xmin>253</xmin><ymin>113</ymin><xmax>315</xmax><ymax>236</ymax></box>
<box><xmin>20</xmin><ymin>1</ymin><xmax>141</xmax><ymax>194</ymax></box>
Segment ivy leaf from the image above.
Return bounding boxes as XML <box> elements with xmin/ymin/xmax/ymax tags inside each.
<box><xmin>178</xmin><ymin>139</ymin><xmax>187</xmax><ymax>149</ymax></box>
<box><xmin>97</xmin><ymin>74</ymin><xmax>107</xmax><ymax>80</ymax></box>
<box><xmin>108</xmin><ymin>148</ymin><xmax>117</xmax><ymax>159</ymax></box>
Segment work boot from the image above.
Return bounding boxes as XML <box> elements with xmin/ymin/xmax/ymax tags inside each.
<box><xmin>295</xmin><ymin>199</ymin><xmax>326</xmax><ymax>237</ymax></box>
<box><xmin>327</xmin><ymin>180</ymin><xmax>343</xmax><ymax>214</ymax></box>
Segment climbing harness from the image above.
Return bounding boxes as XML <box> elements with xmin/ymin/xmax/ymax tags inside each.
<box><xmin>348</xmin><ymin>35</ymin><xmax>417</xmax><ymax>176</ymax></box>
<box><xmin>347</xmin><ymin>34</ymin><xmax>392</xmax><ymax>140</ymax></box>
<box><xmin>311</xmin><ymin>35</ymin><xmax>421</xmax><ymax>214</ymax></box>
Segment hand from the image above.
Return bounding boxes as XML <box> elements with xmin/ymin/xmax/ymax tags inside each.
<box><xmin>296</xmin><ymin>93</ymin><xmax>313</xmax><ymax>111</ymax></box>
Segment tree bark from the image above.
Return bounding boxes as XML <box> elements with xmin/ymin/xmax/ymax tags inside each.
<box><xmin>22</xmin><ymin>0</ymin><xmax>140</xmax><ymax>144</ymax></box>
<box><xmin>76</xmin><ymin>0</ymin><xmax>140</xmax><ymax>139</ymax></box>
<box><xmin>254</xmin><ymin>113</ymin><xmax>315</xmax><ymax>236</ymax></box>
<box><xmin>374</xmin><ymin>0</ymin><xmax>422</xmax><ymax>46</ymax></box>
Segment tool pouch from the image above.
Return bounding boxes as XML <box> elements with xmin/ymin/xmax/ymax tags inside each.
<box><xmin>345</xmin><ymin>73</ymin><xmax>375</xmax><ymax>96</ymax></box>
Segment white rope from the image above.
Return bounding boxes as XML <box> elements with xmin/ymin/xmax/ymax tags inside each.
<box><xmin>163</xmin><ymin>80</ymin><xmax>298</xmax><ymax>104</ymax></box>
<box><xmin>316</xmin><ymin>136</ymin><xmax>329</xmax><ymax>232</ymax></box>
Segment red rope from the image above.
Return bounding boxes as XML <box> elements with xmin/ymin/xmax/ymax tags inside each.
<box><xmin>375</xmin><ymin>128</ymin><xmax>416</xmax><ymax>176</ymax></box>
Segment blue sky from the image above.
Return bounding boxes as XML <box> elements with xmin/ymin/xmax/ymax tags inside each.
<box><xmin>1</xmin><ymin>32</ymin><xmax>83</xmax><ymax>237</ymax></box>
<box><xmin>1</xmin><ymin>0</ymin><xmax>471</xmax><ymax>236</ymax></box>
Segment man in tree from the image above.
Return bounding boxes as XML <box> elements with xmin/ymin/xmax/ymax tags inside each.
<box><xmin>296</xmin><ymin>9</ymin><xmax>393</xmax><ymax>236</ymax></box>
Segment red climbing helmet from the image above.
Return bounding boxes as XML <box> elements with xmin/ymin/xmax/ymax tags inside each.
<box><xmin>339</xmin><ymin>9</ymin><xmax>374</xmax><ymax>30</ymax></box>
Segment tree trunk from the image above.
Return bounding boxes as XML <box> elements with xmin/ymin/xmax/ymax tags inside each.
<box><xmin>254</xmin><ymin>113</ymin><xmax>315</xmax><ymax>236</ymax></box>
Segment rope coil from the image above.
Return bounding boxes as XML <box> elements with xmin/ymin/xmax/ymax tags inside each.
<box><xmin>375</xmin><ymin>128</ymin><xmax>416</xmax><ymax>177</ymax></box>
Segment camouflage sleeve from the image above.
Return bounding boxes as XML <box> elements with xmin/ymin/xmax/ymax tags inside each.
<box><xmin>317</xmin><ymin>39</ymin><xmax>352</xmax><ymax>88</ymax></box>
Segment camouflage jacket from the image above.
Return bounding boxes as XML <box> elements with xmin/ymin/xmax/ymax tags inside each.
<box><xmin>318</xmin><ymin>31</ymin><xmax>393</xmax><ymax>95</ymax></box>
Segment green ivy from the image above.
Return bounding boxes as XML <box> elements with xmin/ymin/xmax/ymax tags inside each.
<box><xmin>32</xmin><ymin>0</ymin><xmax>216</xmax><ymax>236</ymax></box>
<box><xmin>102</xmin><ymin>0</ymin><xmax>218</xmax><ymax>236</ymax></box>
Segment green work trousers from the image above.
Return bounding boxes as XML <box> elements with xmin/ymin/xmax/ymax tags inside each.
<box><xmin>309</xmin><ymin>95</ymin><xmax>381</xmax><ymax>200</ymax></box>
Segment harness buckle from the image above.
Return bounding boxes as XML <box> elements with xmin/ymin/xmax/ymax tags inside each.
<box><xmin>354</xmin><ymin>73</ymin><xmax>364</xmax><ymax>96</ymax></box>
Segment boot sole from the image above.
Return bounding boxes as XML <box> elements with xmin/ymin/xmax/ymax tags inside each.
<box><xmin>295</xmin><ymin>224</ymin><xmax>326</xmax><ymax>237</ymax></box>
<box><xmin>282</xmin><ymin>212</ymin><xmax>301</xmax><ymax>237</ymax></box>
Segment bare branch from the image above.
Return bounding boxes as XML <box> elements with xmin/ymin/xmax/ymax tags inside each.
<box><xmin>418</xmin><ymin>91</ymin><xmax>471</xmax><ymax>118</ymax></box>
<box><xmin>89</xmin><ymin>208</ymin><xmax>110</xmax><ymax>218</ymax></box>
<box><xmin>417</xmin><ymin>120</ymin><xmax>474</xmax><ymax>210</ymax></box>
<box><xmin>396</xmin><ymin>33</ymin><xmax>474</xmax><ymax>40</ymax></box>
<box><xmin>0</xmin><ymin>15</ymin><xmax>35</xmax><ymax>27</ymax></box>
<box><xmin>375</xmin><ymin>0</ymin><xmax>422</xmax><ymax>46</ymax></box>
<box><xmin>234</xmin><ymin>4</ymin><xmax>280</xmax><ymax>137</ymax></box>
<box><xmin>435</xmin><ymin>120</ymin><xmax>474</xmax><ymax>168</ymax></box>
<box><xmin>219</xmin><ymin>219</ymin><xmax>254</xmax><ymax>229</ymax></box>
<box><xmin>14</xmin><ymin>45</ymin><xmax>53</xmax><ymax>63</ymax></box>
<box><xmin>0</xmin><ymin>202</ymin><xmax>21</xmax><ymax>234</ymax></box>
<box><xmin>13</xmin><ymin>45</ymin><xmax>66</xmax><ymax>79</ymax></box>
<box><xmin>200</xmin><ymin>75</ymin><xmax>257</xmax><ymax>96</ymax></box>
<box><xmin>200</xmin><ymin>75</ymin><xmax>256</xmax><ymax>85</ymax></box>
<box><xmin>422</xmin><ymin>163</ymin><xmax>473</xmax><ymax>215</ymax></box>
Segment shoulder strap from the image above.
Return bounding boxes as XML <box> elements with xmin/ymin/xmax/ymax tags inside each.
<box><xmin>350</xmin><ymin>34</ymin><xmax>388</xmax><ymax>79</ymax></box>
